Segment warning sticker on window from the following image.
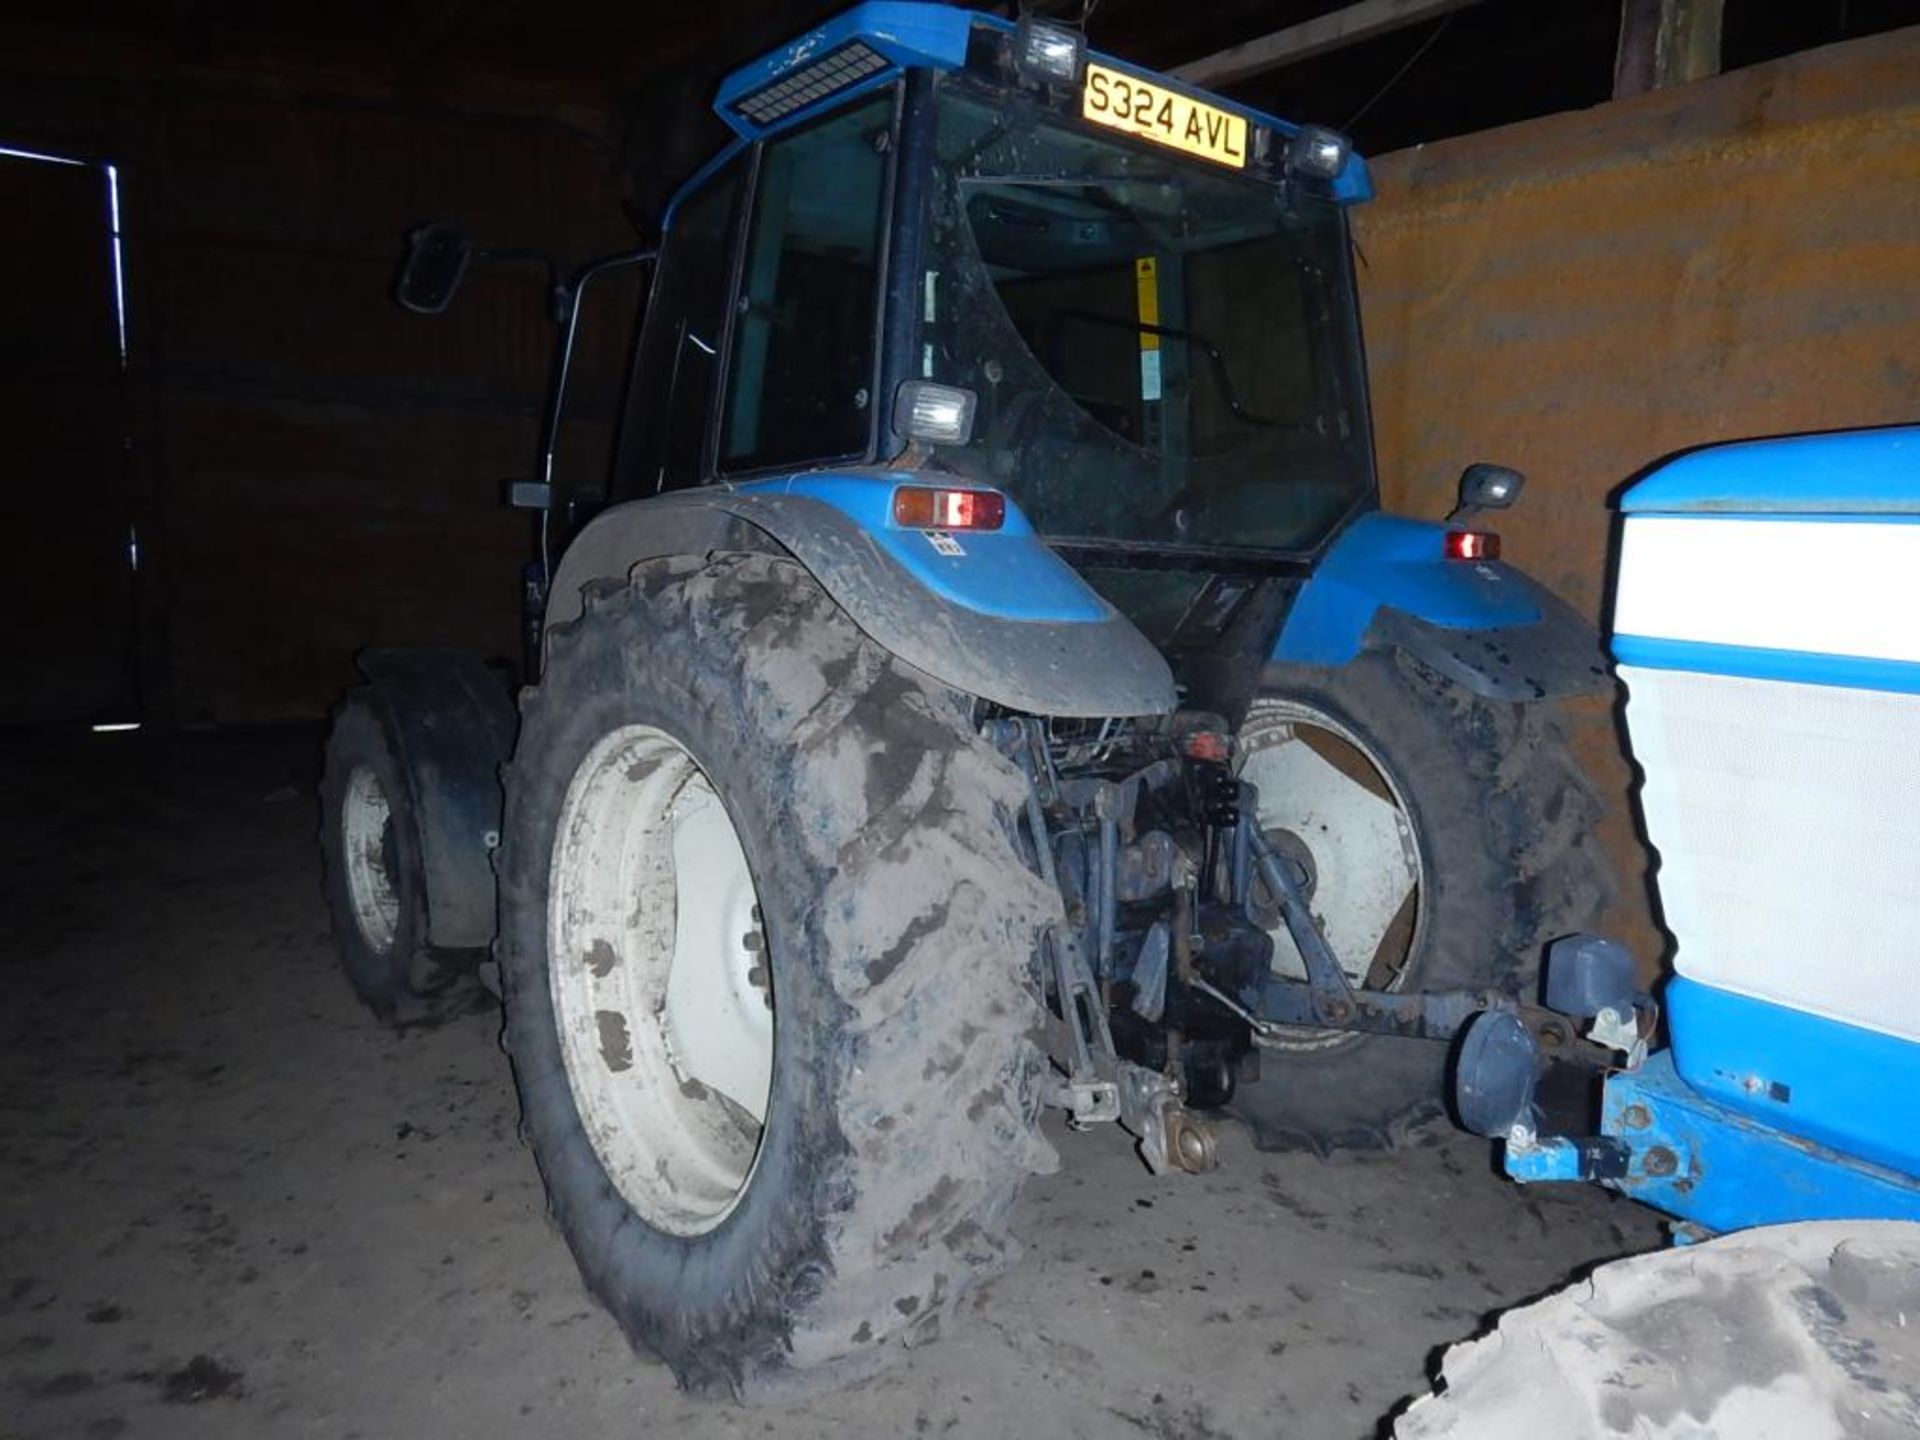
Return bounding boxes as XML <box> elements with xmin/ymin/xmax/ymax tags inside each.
<box><xmin>1139</xmin><ymin>349</ymin><xmax>1163</xmax><ymax>402</ymax></box>
<box><xmin>1135</xmin><ymin>256</ymin><xmax>1162</xmax><ymax>401</ymax></box>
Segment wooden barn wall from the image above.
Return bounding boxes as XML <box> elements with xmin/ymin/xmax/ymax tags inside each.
<box><xmin>0</xmin><ymin>74</ymin><xmax>635</xmax><ymax>725</ymax></box>
<box><xmin>1353</xmin><ymin>26</ymin><xmax>1920</xmax><ymax>955</ymax></box>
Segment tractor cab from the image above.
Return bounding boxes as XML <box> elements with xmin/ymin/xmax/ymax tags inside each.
<box><xmin>614</xmin><ymin>5</ymin><xmax>1378</xmax><ymax>620</ymax></box>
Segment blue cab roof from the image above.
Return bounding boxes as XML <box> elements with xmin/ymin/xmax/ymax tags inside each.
<box><xmin>707</xmin><ymin>1</ymin><xmax>1372</xmax><ymax>204</ymax></box>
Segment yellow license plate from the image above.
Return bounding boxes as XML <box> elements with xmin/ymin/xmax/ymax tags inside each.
<box><xmin>1081</xmin><ymin>62</ymin><xmax>1248</xmax><ymax>170</ymax></box>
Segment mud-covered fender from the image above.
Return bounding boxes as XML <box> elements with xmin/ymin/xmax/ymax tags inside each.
<box><xmin>357</xmin><ymin>647</ymin><xmax>516</xmax><ymax>949</ymax></box>
<box><xmin>545</xmin><ymin>476</ymin><xmax>1178</xmax><ymax>718</ymax></box>
<box><xmin>1270</xmin><ymin>513</ymin><xmax>1610</xmax><ymax>701</ymax></box>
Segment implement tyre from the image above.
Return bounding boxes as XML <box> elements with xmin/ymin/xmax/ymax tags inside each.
<box><xmin>1396</xmin><ymin>1221</ymin><xmax>1920</xmax><ymax>1437</ymax></box>
<box><xmin>497</xmin><ymin>552</ymin><xmax>1057</xmax><ymax>1396</ymax></box>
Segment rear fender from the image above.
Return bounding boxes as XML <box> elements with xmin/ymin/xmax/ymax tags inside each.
<box><xmin>356</xmin><ymin>647</ymin><xmax>515</xmax><ymax>950</ymax></box>
<box><xmin>1271</xmin><ymin>513</ymin><xmax>1610</xmax><ymax>701</ymax></box>
<box><xmin>545</xmin><ymin>477</ymin><xmax>1178</xmax><ymax>718</ymax></box>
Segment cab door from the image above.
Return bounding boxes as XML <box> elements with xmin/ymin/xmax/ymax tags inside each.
<box><xmin>611</xmin><ymin>155</ymin><xmax>746</xmax><ymax>498</ymax></box>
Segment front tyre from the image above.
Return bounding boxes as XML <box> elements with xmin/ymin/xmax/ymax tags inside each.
<box><xmin>497</xmin><ymin>553</ymin><xmax>1058</xmax><ymax>1396</ymax></box>
<box><xmin>1231</xmin><ymin>651</ymin><xmax>1614</xmax><ymax>1152</ymax></box>
<box><xmin>320</xmin><ymin>696</ymin><xmax>479</xmax><ymax>1025</ymax></box>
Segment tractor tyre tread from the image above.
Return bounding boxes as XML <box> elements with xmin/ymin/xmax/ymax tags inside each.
<box><xmin>497</xmin><ymin>552</ymin><xmax>1058</xmax><ymax>1397</ymax></box>
<box><xmin>1231</xmin><ymin>650</ymin><xmax>1615</xmax><ymax>1154</ymax></box>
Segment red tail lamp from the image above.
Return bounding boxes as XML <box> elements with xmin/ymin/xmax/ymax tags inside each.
<box><xmin>891</xmin><ymin>486</ymin><xmax>1006</xmax><ymax>532</ymax></box>
<box><xmin>1444</xmin><ymin>530</ymin><xmax>1501</xmax><ymax>562</ymax></box>
<box><xmin>1182</xmin><ymin>731</ymin><xmax>1231</xmax><ymax>763</ymax></box>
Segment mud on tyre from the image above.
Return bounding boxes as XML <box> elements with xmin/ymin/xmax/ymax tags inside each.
<box><xmin>497</xmin><ymin>552</ymin><xmax>1059</xmax><ymax>1396</ymax></box>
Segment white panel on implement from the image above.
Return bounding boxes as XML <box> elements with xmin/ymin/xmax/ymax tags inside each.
<box><xmin>1622</xmin><ymin>664</ymin><xmax>1920</xmax><ymax>1044</ymax></box>
<box><xmin>1615</xmin><ymin>500</ymin><xmax>1920</xmax><ymax>1046</ymax></box>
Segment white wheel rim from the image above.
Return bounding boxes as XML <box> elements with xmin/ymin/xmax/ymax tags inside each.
<box><xmin>342</xmin><ymin>766</ymin><xmax>401</xmax><ymax>954</ymax></box>
<box><xmin>1236</xmin><ymin>699</ymin><xmax>1424</xmax><ymax>1053</ymax></box>
<box><xmin>548</xmin><ymin>725</ymin><xmax>772</xmax><ymax>1235</ymax></box>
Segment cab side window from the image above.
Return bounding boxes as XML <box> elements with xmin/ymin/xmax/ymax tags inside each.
<box><xmin>720</xmin><ymin>92</ymin><xmax>893</xmax><ymax>473</ymax></box>
<box><xmin>616</xmin><ymin>154</ymin><xmax>744</xmax><ymax>495</ymax></box>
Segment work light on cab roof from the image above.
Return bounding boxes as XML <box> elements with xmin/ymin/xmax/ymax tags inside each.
<box><xmin>1015</xmin><ymin>16</ymin><xmax>1084</xmax><ymax>85</ymax></box>
<box><xmin>710</xmin><ymin>3</ymin><xmax>1372</xmax><ymax>201</ymax></box>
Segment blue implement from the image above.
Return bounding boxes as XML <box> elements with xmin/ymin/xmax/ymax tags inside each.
<box><xmin>1539</xmin><ymin>1052</ymin><xmax>1920</xmax><ymax>1234</ymax></box>
<box><xmin>1611</xmin><ymin>634</ymin><xmax>1920</xmax><ymax>695</ymax></box>
<box><xmin>1620</xmin><ymin>424</ymin><xmax>1920</xmax><ymax>515</ymax></box>
<box><xmin>1664</xmin><ymin>977</ymin><xmax>1920</xmax><ymax>1182</ymax></box>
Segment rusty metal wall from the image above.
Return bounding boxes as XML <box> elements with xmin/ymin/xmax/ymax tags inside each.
<box><xmin>1353</xmin><ymin>27</ymin><xmax>1920</xmax><ymax>958</ymax></box>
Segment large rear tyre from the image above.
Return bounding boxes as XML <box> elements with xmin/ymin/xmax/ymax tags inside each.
<box><xmin>1231</xmin><ymin>651</ymin><xmax>1613</xmax><ymax>1152</ymax></box>
<box><xmin>320</xmin><ymin>696</ymin><xmax>482</xmax><ymax>1025</ymax></box>
<box><xmin>497</xmin><ymin>553</ymin><xmax>1058</xmax><ymax>1396</ymax></box>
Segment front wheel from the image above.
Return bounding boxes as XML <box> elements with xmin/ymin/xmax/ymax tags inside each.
<box><xmin>497</xmin><ymin>553</ymin><xmax>1058</xmax><ymax>1396</ymax></box>
<box><xmin>1230</xmin><ymin>651</ymin><xmax>1614</xmax><ymax>1152</ymax></box>
<box><xmin>320</xmin><ymin>696</ymin><xmax>480</xmax><ymax>1024</ymax></box>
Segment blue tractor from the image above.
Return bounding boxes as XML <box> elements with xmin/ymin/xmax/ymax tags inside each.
<box><xmin>320</xmin><ymin>4</ymin><xmax>1617</xmax><ymax>1394</ymax></box>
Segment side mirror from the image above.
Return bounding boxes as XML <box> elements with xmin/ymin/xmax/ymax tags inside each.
<box><xmin>395</xmin><ymin>222</ymin><xmax>473</xmax><ymax>315</ymax></box>
<box><xmin>1455</xmin><ymin>462</ymin><xmax>1525</xmax><ymax>515</ymax></box>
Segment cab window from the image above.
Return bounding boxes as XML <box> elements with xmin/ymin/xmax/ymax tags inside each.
<box><xmin>720</xmin><ymin>91</ymin><xmax>893</xmax><ymax>473</ymax></box>
<box><xmin>615</xmin><ymin>153</ymin><xmax>745</xmax><ymax>495</ymax></box>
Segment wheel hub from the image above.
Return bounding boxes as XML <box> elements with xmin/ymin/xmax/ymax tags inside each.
<box><xmin>547</xmin><ymin>725</ymin><xmax>772</xmax><ymax>1235</ymax></box>
<box><xmin>341</xmin><ymin>767</ymin><xmax>401</xmax><ymax>954</ymax></box>
<box><xmin>1248</xmin><ymin>827</ymin><xmax>1318</xmax><ymax>931</ymax></box>
<box><xmin>1235</xmin><ymin>701</ymin><xmax>1424</xmax><ymax>1052</ymax></box>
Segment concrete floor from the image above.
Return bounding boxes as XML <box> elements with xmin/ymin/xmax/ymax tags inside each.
<box><xmin>1</xmin><ymin>729</ymin><xmax>1663</xmax><ymax>1440</ymax></box>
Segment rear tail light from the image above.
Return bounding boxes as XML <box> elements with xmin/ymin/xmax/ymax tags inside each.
<box><xmin>1444</xmin><ymin>529</ymin><xmax>1500</xmax><ymax>562</ymax></box>
<box><xmin>891</xmin><ymin>486</ymin><xmax>1006</xmax><ymax>532</ymax></box>
<box><xmin>1182</xmin><ymin>730</ymin><xmax>1230</xmax><ymax>763</ymax></box>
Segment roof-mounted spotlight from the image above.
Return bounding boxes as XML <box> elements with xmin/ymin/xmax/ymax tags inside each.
<box><xmin>1285</xmin><ymin>124</ymin><xmax>1351</xmax><ymax>181</ymax></box>
<box><xmin>1015</xmin><ymin>16</ymin><xmax>1084</xmax><ymax>86</ymax></box>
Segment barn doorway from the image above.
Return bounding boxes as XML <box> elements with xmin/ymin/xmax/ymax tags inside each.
<box><xmin>0</xmin><ymin>144</ymin><xmax>139</xmax><ymax>728</ymax></box>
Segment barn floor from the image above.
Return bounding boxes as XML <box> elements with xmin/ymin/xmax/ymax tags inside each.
<box><xmin>1</xmin><ymin>728</ymin><xmax>1663</xmax><ymax>1440</ymax></box>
